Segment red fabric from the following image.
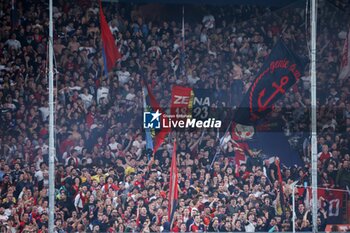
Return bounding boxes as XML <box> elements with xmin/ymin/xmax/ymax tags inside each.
<box><xmin>275</xmin><ymin>159</ymin><xmax>285</xmax><ymax>205</ymax></box>
<box><xmin>203</xmin><ymin>216</ymin><xmax>211</xmax><ymax>226</ymax></box>
<box><xmin>99</xmin><ymin>0</ymin><xmax>121</xmax><ymax>72</ymax></box>
<box><xmin>234</xmin><ymin>142</ymin><xmax>249</xmax><ymax>165</ymax></box>
<box><xmin>230</xmin><ymin>123</ymin><xmax>250</xmax><ymax>165</ymax></box>
<box><xmin>59</xmin><ymin>138</ymin><xmax>75</xmax><ymax>155</ymax></box>
<box><xmin>269</xmin><ymin>25</ymin><xmax>281</xmax><ymax>36</ymax></box>
<box><xmin>235</xmin><ymin>169</ymin><xmax>250</xmax><ymax>180</ymax></box>
<box><xmin>66</xmin><ymin>61</ymin><xmax>75</xmax><ymax>71</ymax></box>
<box><xmin>297</xmin><ymin>187</ymin><xmax>344</xmax><ymax>218</ymax></box>
<box><xmin>86</xmin><ymin>112</ymin><xmax>95</xmax><ymax>128</ymax></box>
<box><xmin>168</xmin><ymin>141</ymin><xmax>179</xmax><ymax>222</ymax></box>
<box><xmin>160</xmin><ymin>190</ymin><xmax>167</xmax><ymax>199</ymax></box>
<box><xmin>145</xmin><ymin>82</ymin><xmax>171</xmax><ymax>153</ymax></box>
<box><xmin>319</xmin><ymin>152</ymin><xmax>331</xmax><ymax>163</ymax></box>
<box><xmin>104</xmin><ymin>183</ymin><xmax>119</xmax><ymax>191</ymax></box>
<box><xmin>73</xmin><ymin>184</ymin><xmax>80</xmax><ymax>196</ymax></box>
<box><xmin>170</xmin><ymin>85</ymin><xmax>193</xmax><ymax>121</ymax></box>
<box><xmin>190</xmin><ymin>223</ymin><xmax>200</xmax><ymax>232</ymax></box>
<box><xmin>172</xmin><ymin>225</ymin><xmax>180</xmax><ymax>232</ymax></box>
<box><xmin>39</xmin><ymin>127</ymin><xmax>48</xmax><ymax>137</ymax></box>
<box><xmin>136</xmin><ymin>214</ymin><xmax>140</xmax><ymax>227</ymax></box>
<box><xmin>275</xmin><ymin>159</ymin><xmax>283</xmax><ymax>184</ymax></box>
<box><xmin>79</xmin><ymin>192</ymin><xmax>88</xmax><ymax>206</ymax></box>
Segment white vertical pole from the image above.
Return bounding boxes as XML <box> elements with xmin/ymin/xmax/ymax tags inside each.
<box><xmin>292</xmin><ymin>184</ymin><xmax>296</xmax><ymax>233</ymax></box>
<box><xmin>310</xmin><ymin>0</ymin><xmax>318</xmax><ymax>232</ymax></box>
<box><xmin>48</xmin><ymin>0</ymin><xmax>55</xmax><ymax>231</ymax></box>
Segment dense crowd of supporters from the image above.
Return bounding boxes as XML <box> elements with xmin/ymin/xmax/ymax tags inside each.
<box><xmin>0</xmin><ymin>0</ymin><xmax>349</xmax><ymax>232</ymax></box>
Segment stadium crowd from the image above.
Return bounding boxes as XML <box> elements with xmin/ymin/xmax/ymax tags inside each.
<box><xmin>0</xmin><ymin>0</ymin><xmax>350</xmax><ymax>232</ymax></box>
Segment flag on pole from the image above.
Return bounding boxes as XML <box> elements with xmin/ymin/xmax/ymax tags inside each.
<box><xmin>142</xmin><ymin>86</ymin><xmax>154</xmax><ymax>153</ymax></box>
<box><xmin>168</xmin><ymin>139</ymin><xmax>178</xmax><ymax>226</ymax></box>
<box><xmin>297</xmin><ymin>187</ymin><xmax>344</xmax><ymax>223</ymax></box>
<box><xmin>143</xmin><ymin>79</ymin><xmax>171</xmax><ymax>154</ymax></box>
<box><xmin>275</xmin><ymin>158</ymin><xmax>286</xmax><ymax>213</ymax></box>
<box><xmin>339</xmin><ymin>31</ymin><xmax>350</xmax><ymax>80</ymax></box>
<box><xmin>210</xmin><ymin>122</ymin><xmax>232</xmax><ymax>169</ymax></box>
<box><xmin>231</xmin><ymin>40</ymin><xmax>305</xmax><ymax>168</ymax></box>
<box><xmin>234</xmin><ymin>40</ymin><xmax>305</xmax><ymax>125</ymax></box>
<box><xmin>99</xmin><ymin>0</ymin><xmax>121</xmax><ymax>75</ymax></box>
<box><xmin>170</xmin><ymin>85</ymin><xmax>193</xmax><ymax>121</ymax></box>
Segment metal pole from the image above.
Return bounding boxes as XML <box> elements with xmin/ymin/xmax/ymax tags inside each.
<box><xmin>292</xmin><ymin>184</ymin><xmax>296</xmax><ymax>233</ymax></box>
<box><xmin>48</xmin><ymin>0</ymin><xmax>55</xmax><ymax>231</ymax></box>
<box><xmin>310</xmin><ymin>0</ymin><xmax>318</xmax><ymax>232</ymax></box>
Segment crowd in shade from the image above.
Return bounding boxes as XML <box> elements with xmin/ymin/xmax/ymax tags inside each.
<box><xmin>0</xmin><ymin>0</ymin><xmax>350</xmax><ymax>232</ymax></box>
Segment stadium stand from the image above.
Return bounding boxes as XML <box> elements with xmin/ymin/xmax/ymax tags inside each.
<box><xmin>0</xmin><ymin>0</ymin><xmax>349</xmax><ymax>232</ymax></box>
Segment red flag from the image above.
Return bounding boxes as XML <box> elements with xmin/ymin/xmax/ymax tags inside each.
<box><xmin>297</xmin><ymin>187</ymin><xmax>345</xmax><ymax>223</ymax></box>
<box><xmin>145</xmin><ymin>83</ymin><xmax>171</xmax><ymax>154</ymax></box>
<box><xmin>170</xmin><ymin>85</ymin><xmax>193</xmax><ymax>121</ymax></box>
<box><xmin>275</xmin><ymin>158</ymin><xmax>286</xmax><ymax>212</ymax></box>
<box><xmin>168</xmin><ymin>140</ymin><xmax>178</xmax><ymax>224</ymax></box>
<box><xmin>99</xmin><ymin>1</ymin><xmax>121</xmax><ymax>72</ymax></box>
<box><xmin>275</xmin><ymin>158</ymin><xmax>283</xmax><ymax>184</ymax></box>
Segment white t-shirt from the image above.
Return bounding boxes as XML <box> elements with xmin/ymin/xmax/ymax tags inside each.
<box><xmin>187</xmin><ymin>75</ymin><xmax>200</xmax><ymax>85</ymax></box>
<box><xmin>202</xmin><ymin>15</ymin><xmax>215</xmax><ymax>29</ymax></box>
<box><xmin>79</xmin><ymin>93</ymin><xmax>93</xmax><ymax>109</ymax></box>
<box><xmin>116</xmin><ymin>70</ymin><xmax>131</xmax><ymax>85</ymax></box>
<box><xmin>39</xmin><ymin>106</ymin><xmax>49</xmax><ymax>121</ymax></box>
<box><xmin>74</xmin><ymin>145</ymin><xmax>83</xmax><ymax>155</ymax></box>
<box><xmin>245</xmin><ymin>222</ymin><xmax>255</xmax><ymax>232</ymax></box>
<box><xmin>68</xmin><ymin>86</ymin><xmax>82</xmax><ymax>91</ymax></box>
<box><xmin>97</xmin><ymin>86</ymin><xmax>109</xmax><ymax>105</ymax></box>
<box><xmin>109</xmin><ymin>142</ymin><xmax>120</xmax><ymax>152</ymax></box>
<box><xmin>41</xmin><ymin>143</ymin><xmax>49</xmax><ymax>155</ymax></box>
<box><xmin>132</xmin><ymin>140</ymin><xmax>145</xmax><ymax>157</ymax></box>
<box><xmin>301</xmin><ymin>75</ymin><xmax>310</xmax><ymax>90</ymax></box>
<box><xmin>126</xmin><ymin>93</ymin><xmax>136</xmax><ymax>101</ymax></box>
<box><xmin>35</xmin><ymin>170</ymin><xmax>44</xmax><ymax>182</ymax></box>
<box><xmin>110</xmin><ymin>25</ymin><xmax>119</xmax><ymax>34</ymax></box>
<box><xmin>148</xmin><ymin>46</ymin><xmax>162</xmax><ymax>55</ymax></box>
<box><xmin>35</xmin><ymin>157</ymin><xmax>44</xmax><ymax>171</ymax></box>
<box><xmin>200</xmin><ymin>33</ymin><xmax>208</xmax><ymax>43</ymax></box>
<box><xmin>74</xmin><ymin>193</ymin><xmax>84</xmax><ymax>209</ymax></box>
<box><xmin>5</xmin><ymin>39</ymin><xmax>21</xmax><ymax>50</ymax></box>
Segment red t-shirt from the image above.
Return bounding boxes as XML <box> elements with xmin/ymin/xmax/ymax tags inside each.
<box><xmin>318</xmin><ymin>152</ymin><xmax>332</xmax><ymax>163</ymax></box>
<box><xmin>233</xmin><ymin>141</ymin><xmax>249</xmax><ymax>164</ymax></box>
<box><xmin>86</xmin><ymin>112</ymin><xmax>95</xmax><ymax>128</ymax></box>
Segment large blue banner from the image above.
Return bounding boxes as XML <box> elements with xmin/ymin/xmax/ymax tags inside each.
<box><xmin>234</xmin><ymin>40</ymin><xmax>305</xmax><ymax>125</ymax></box>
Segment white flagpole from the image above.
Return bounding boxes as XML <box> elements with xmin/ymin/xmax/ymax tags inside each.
<box><xmin>292</xmin><ymin>183</ymin><xmax>296</xmax><ymax>233</ymax></box>
<box><xmin>48</xmin><ymin>0</ymin><xmax>55</xmax><ymax>231</ymax></box>
<box><xmin>310</xmin><ymin>0</ymin><xmax>318</xmax><ymax>232</ymax></box>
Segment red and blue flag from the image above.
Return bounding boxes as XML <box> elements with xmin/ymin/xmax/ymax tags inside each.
<box><xmin>168</xmin><ymin>140</ymin><xmax>178</xmax><ymax>226</ymax></box>
<box><xmin>99</xmin><ymin>1</ymin><xmax>121</xmax><ymax>75</ymax></box>
<box><xmin>143</xmin><ymin>79</ymin><xmax>171</xmax><ymax>154</ymax></box>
